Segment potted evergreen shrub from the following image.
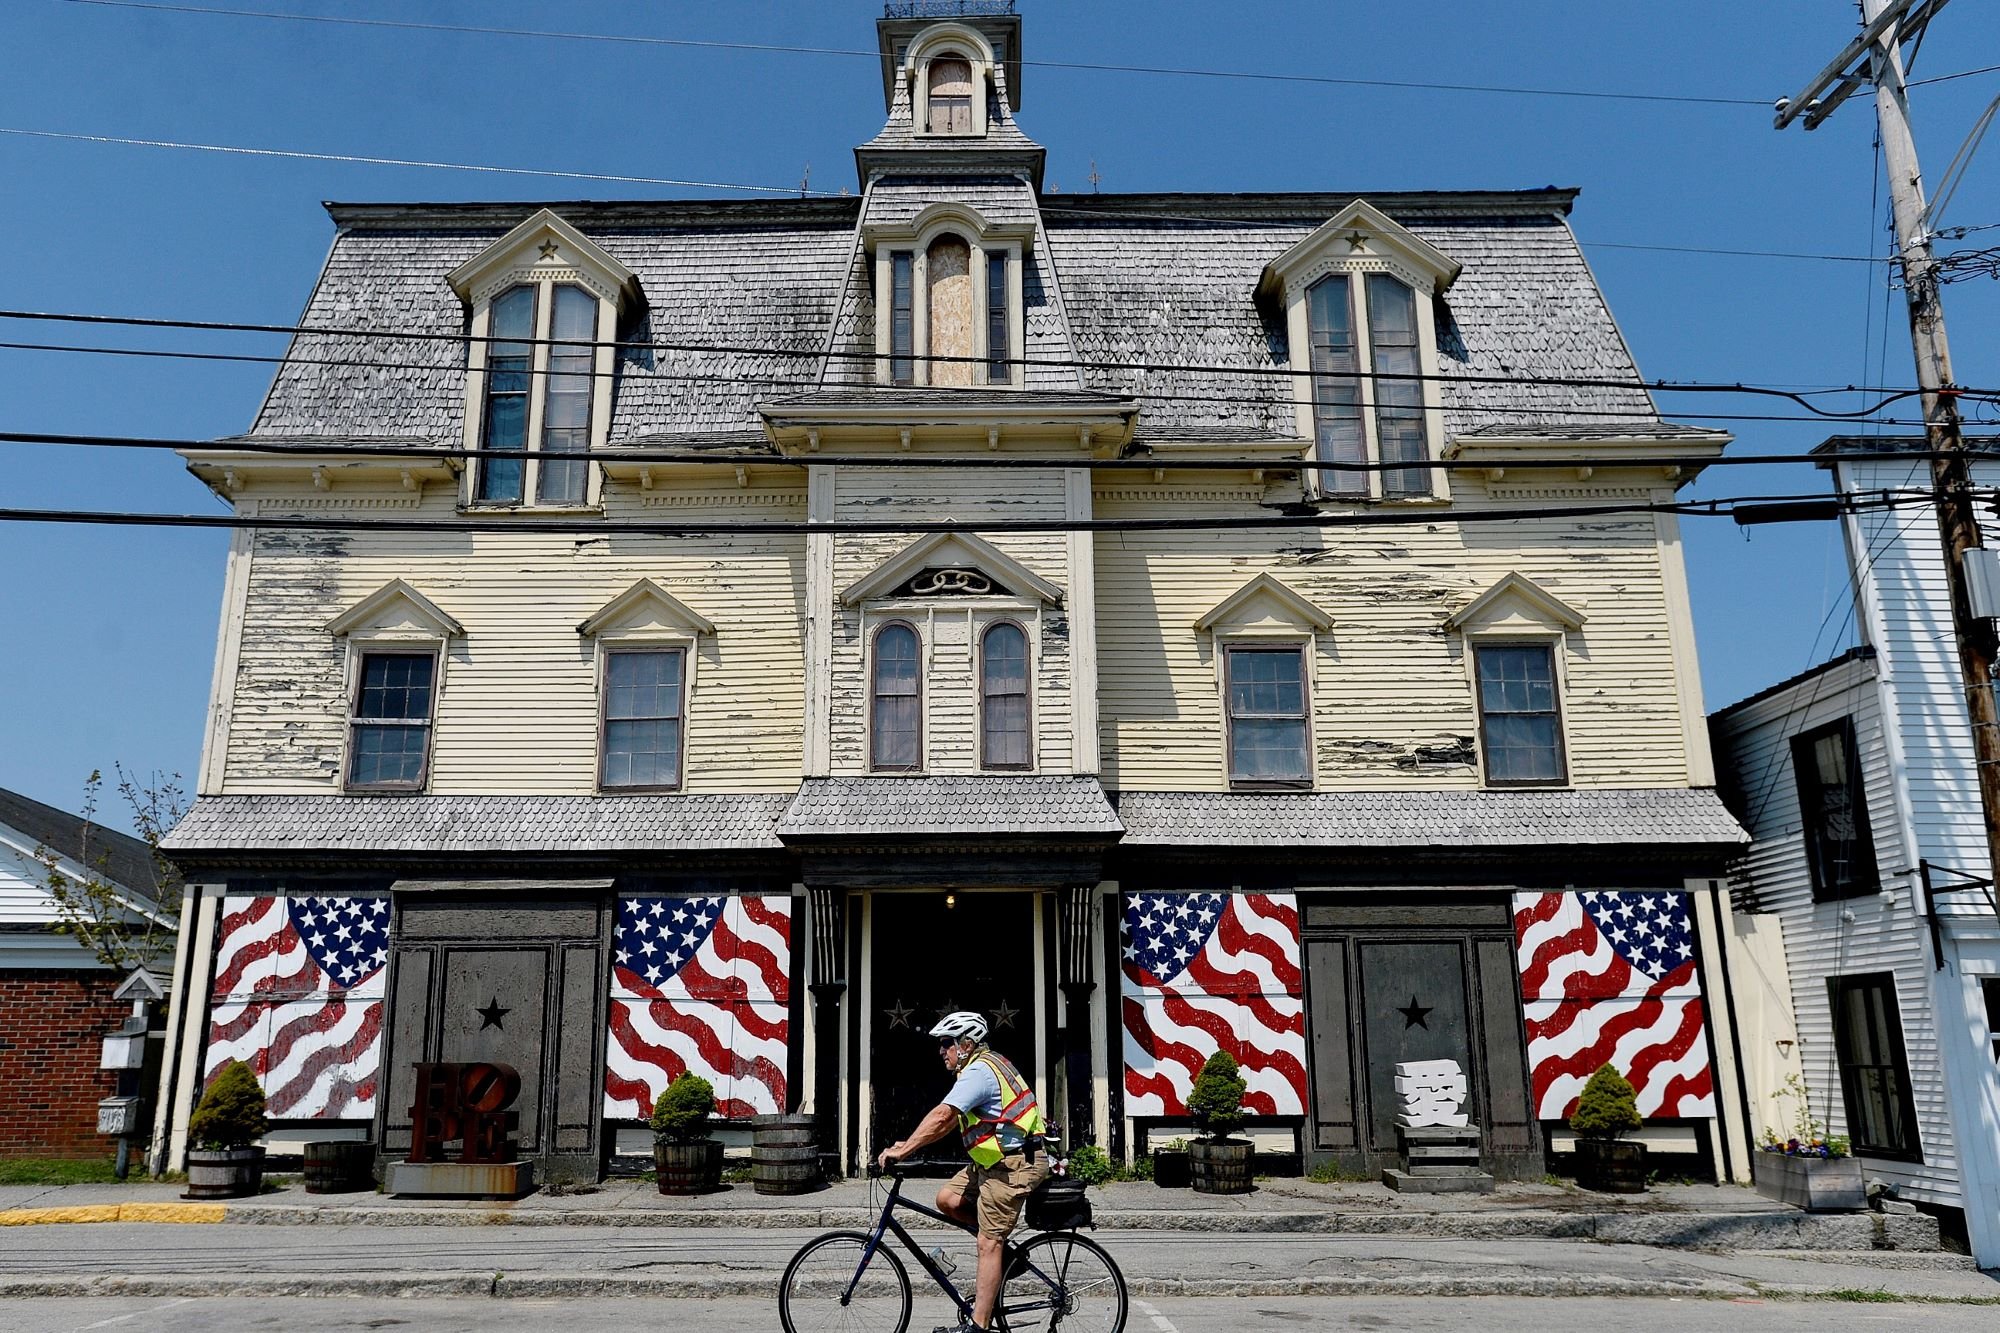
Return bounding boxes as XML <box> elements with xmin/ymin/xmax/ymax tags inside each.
<box><xmin>184</xmin><ymin>1059</ymin><xmax>270</xmax><ymax>1199</ymax></box>
<box><xmin>1570</xmin><ymin>1062</ymin><xmax>1646</xmax><ymax>1193</ymax></box>
<box><xmin>651</xmin><ymin>1072</ymin><xmax>723</xmax><ymax>1195</ymax></box>
<box><xmin>1187</xmin><ymin>1051</ymin><xmax>1253</xmax><ymax>1195</ymax></box>
<box><xmin>1754</xmin><ymin>1074</ymin><xmax>1865</xmax><ymax>1211</ymax></box>
<box><xmin>1152</xmin><ymin>1136</ymin><xmax>1192</xmax><ymax>1189</ymax></box>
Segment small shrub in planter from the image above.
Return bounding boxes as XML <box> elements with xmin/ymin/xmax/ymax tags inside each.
<box><xmin>1187</xmin><ymin>1052</ymin><xmax>1253</xmax><ymax>1195</ymax></box>
<box><xmin>1152</xmin><ymin>1137</ymin><xmax>1191</xmax><ymax>1189</ymax></box>
<box><xmin>184</xmin><ymin>1060</ymin><xmax>269</xmax><ymax>1199</ymax></box>
<box><xmin>650</xmin><ymin>1072</ymin><xmax>723</xmax><ymax>1195</ymax></box>
<box><xmin>1569</xmin><ymin>1063</ymin><xmax>1646</xmax><ymax>1194</ymax></box>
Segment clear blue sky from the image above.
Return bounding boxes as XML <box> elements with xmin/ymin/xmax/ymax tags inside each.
<box><xmin>4</xmin><ymin>0</ymin><xmax>1998</xmax><ymax>817</ymax></box>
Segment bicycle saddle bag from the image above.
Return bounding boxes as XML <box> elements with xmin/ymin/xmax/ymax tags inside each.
<box><xmin>1024</xmin><ymin>1177</ymin><xmax>1092</xmax><ymax>1231</ymax></box>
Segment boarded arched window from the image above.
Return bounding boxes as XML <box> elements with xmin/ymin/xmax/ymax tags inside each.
<box><xmin>927</xmin><ymin>236</ymin><xmax>973</xmax><ymax>387</ymax></box>
<box><xmin>980</xmin><ymin>621</ymin><xmax>1031</xmax><ymax>769</ymax></box>
<box><xmin>927</xmin><ymin>55</ymin><xmax>974</xmax><ymax>135</ymax></box>
<box><xmin>871</xmin><ymin>622</ymin><xmax>922</xmax><ymax>771</ymax></box>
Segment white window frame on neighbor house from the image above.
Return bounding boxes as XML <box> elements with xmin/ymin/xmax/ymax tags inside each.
<box><xmin>325</xmin><ymin>580</ymin><xmax>464</xmax><ymax>794</ymax></box>
<box><xmin>906</xmin><ymin>23</ymin><xmax>997</xmax><ymax>140</ymax></box>
<box><xmin>448</xmin><ymin>209</ymin><xmax>643</xmax><ymax>512</ymax></box>
<box><xmin>1260</xmin><ymin>199</ymin><xmax>1460</xmax><ymax>504</ymax></box>
<box><xmin>1444</xmin><ymin>572</ymin><xmax>1585</xmax><ymax>789</ymax></box>
<box><xmin>1195</xmin><ymin>573</ymin><xmax>1336</xmax><ymax>791</ymax></box>
<box><xmin>867</xmin><ymin>203</ymin><xmax>1029</xmax><ymax>389</ymax></box>
<box><xmin>577</xmin><ymin>579</ymin><xmax>714</xmax><ymax>794</ymax></box>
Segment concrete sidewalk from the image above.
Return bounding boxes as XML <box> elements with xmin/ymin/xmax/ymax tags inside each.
<box><xmin>0</xmin><ymin>1175</ymin><xmax>1951</xmax><ymax>1253</ymax></box>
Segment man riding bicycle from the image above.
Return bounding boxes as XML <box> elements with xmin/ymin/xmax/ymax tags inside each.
<box><xmin>877</xmin><ymin>1010</ymin><xmax>1050</xmax><ymax>1333</ymax></box>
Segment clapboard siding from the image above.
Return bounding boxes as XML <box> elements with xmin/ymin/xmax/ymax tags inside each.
<box><xmin>825</xmin><ymin>466</ymin><xmax>1071</xmax><ymax>774</ymax></box>
<box><xmin>220</xmin><ymin>481</ymin><xmax>806</xmax><ymax>794</ymax></box>
<box><xmin>1094</xmin><ymin>482</ymin><xmax>1692</xmax><ymax>791</ymax></box>
<box><xmin>1710</xmin><ymin>653</ymin><xmax>1959</xmax><ymax>1203</ymax></box>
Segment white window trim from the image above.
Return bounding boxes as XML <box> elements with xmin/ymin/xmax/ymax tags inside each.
<box><xmin>906</xmin><ymin>24</ymin><xmax>996</xmax><ymax>140</ymax></box>
<box><xmin>1460</xmin><ymin>631</ymin><xmax>1573</xmax><ymax>789</ymax></box>
<box><xmin>1214</xmin><ymin>631</ymin><xmax>1318</xmax><ymax>791</ymax></box>
<box><xmin>593</xmin><ymin>639</ymin><xmax>695</xmax><ymax>793</ymax></box>
<box><xmin>867</xmin><ymin>204</ymin><xmax>1031</xmax><ymax>390</ymax></box>
<box><xmin>339</xmin><ymin>634</ymin><xmax>445</xmax><ymax>794</ymax></box>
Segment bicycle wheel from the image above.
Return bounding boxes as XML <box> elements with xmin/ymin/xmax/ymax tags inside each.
<box><xmin>999</xmin><ymin>1231</ymin><xmax>1126</xmax><ymax>1333</ymax></box>
<box><xmin>778</xmin><ymin>1230</ymin><xmax>913</xmax><ymax>1333</ymax></box>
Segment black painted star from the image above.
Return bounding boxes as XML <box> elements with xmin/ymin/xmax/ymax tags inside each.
<box><xmin>476</xmin><ymin>997</ymin><xmax>511</xmax><ymax>1031</ymax></box>
<box><xmin>1397</xmin><ymin>995</ymin><xmax>1432</xmax><ymax>1030</ymax></box>
<box><xmin>884</xmin><ymin>1000</ymin><xmax>914</xmax><ymax>1030</ymax></box>
<box><xmin>991</xmin><ymin>1000</ymin><xmax>1018</xmax><ymax>1030</ymax></box>
<box><xmin>537</xmin><ymin>239</ymin><xmax>560</xmax><ymax>260</ymax></box>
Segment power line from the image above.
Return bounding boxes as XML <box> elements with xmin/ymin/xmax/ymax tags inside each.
<box><xmin>1</xmin><ymin>309</ymin><xmax>1974</xmax><ymax>416</ymax></box>
<box><xmin>64</xmin><ymin>0</ymin><xmax>1771</xmax><ymax>109</ymax></box>
<box><xmin>11</xmin><ymin>429</ymin><xmax>1997</xmax><ymax>476</ymax></box>
<box><xmin>0</xmin><ymin>340</ymin><xmax>1958</xmax><ymax>428</ymax></box>
<box><xmin>0</xmin><ymin>489</ymin><xmax>1937</xmax><ymax>541</ymax></box>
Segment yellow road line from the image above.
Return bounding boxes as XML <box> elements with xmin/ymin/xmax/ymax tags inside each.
<box><xmin>0</xmin><ymin>1202</ymin><xmax>227</xmax><ymax>1225</ymax></box>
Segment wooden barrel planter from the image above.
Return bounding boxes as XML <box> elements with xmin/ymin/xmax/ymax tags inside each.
<box><xmin>655</xmin><ymin>1140</ymin><xmax>724</xmax><ymax>1195</ymax></box>
<box><xmin>183</xmin><ymin>1146</ymin><xmax>266</xmax><ymax>1199</ymax></box>
<box><xmin>1189</xmin><ymin>1138</ymin><xmax>1253</xmax><ymax>1195</ymax></box>
<box><xmin>1575</xmin><ymin>1139</ymin><xmax>1648</xmax><ymax>1194</ymax></box>
<box><xmin>303</xmin><ymin>1141</ymin><xmax>376</xmax><ymax>1194</ymax></box>
<box><xmin>752</xmin><ymin>1114</ymin><xmax>823</xmax><ymax>1195</ymax></box>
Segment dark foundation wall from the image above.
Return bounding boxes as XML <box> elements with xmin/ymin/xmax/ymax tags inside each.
<box><xmin>0</xmin><ymin>969</ymin><xmax>122</xmax><ymax>1156</ymax></box>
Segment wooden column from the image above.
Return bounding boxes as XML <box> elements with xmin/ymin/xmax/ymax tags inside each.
<box><xmin>1058</xmin><ymin>884</ymin><xmax>1097</xmax><ymax>1148</ymax></box>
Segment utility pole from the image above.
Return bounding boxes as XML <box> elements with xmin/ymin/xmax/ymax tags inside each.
<box><xmin>1776</xmin><ymin>0</ymin><xmax>2000</xmax><ymax>882</ymax></box>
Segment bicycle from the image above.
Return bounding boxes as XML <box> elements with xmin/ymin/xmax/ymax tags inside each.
<box><xmin>777</xmin><ymin>1160</ymin><xmax>1128</xmax><ymax>1333</ymax></box>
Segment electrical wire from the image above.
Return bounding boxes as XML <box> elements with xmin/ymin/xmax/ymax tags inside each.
<box><xmin>0</xmin><ymin>488</ymin><xmax>1942</xmax><ymax>540</ymax></box>
<box><xmin>1</xmin><ymin>309</ymin><xmax>1978</xmax><ymax>418</ymax></box>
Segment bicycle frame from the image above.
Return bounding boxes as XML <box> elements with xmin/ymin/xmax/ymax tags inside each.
<box><xmin>848</xmin><ymin>1168</ymin><xmax>1064</xmax><ymax>1326</ymax></box>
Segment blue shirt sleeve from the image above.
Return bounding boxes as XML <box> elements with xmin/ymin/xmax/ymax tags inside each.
<box><xmin>943</xmin><ymin>1060</ymin><xmax>1002</xmax><ymax>1116</ymax></box>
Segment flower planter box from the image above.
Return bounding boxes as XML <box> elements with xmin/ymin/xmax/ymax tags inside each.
<box><xmin>1575</xmin><ymin>1139</ymin><xmax>1647</xmax><ymax>1194</ymax></box>
<box><xmin>184</xmin><ymin>1146</ymin><xmax>266</xmax><ymax>1199</ymax></box>
<box><xmin>1754</xmin><ymin>1152</ymin><xmax>1866</xmax><ymax>1212</ymax></box>
<box><xmin>1152</xmin><ymin>1149</ymin><xmax>1190</xmax><ymax>1189</ymax></box>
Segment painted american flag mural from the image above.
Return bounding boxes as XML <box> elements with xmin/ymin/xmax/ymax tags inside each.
<box><xmin>604</xmin><ymin>893</ymin><xmax>793</xmax><ymax>1120</ymax></box>
<box><xmin>1120</xmin><ymin>892</ymin><xmax>1307</xmax><ymax>1117</ymax></box>
<box><xmin>204</xmin><ymin>895</ymin><xmax>387</xmax><ymax>1119</ymax></box>
<box><xmin>1512</xmin><ymin>890</ymin><xmax>1716</xmax><ymax>1120</ymax></box>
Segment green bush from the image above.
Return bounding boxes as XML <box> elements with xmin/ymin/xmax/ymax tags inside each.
<box><xmin>1568</xmin><ymin>1063</ymin><xmax>1642</xmax><ymax>1141</ymax></box>
<box><xmin>1065</xmin><ymin>1143</ymin><xmax>1115</xmax><ymax>1186</ymax></box>
<box><xmin>1186</xmin><ymin>1050</ymin><xmax>1247</xmax><ymax>1140</ymax></box>
<box><xmin>189</xmin><ymin>1059</ymin><xmax>268</xmax><ymax>1150</ymax></box>
<box><xmin>649</xmin><ymin>1072</ymin><xmax>717</xmax><ymax>1143</ymax></box>
<box><xmin>1127</xmin><ymin>1153</ymin><xmax>1154</xmax><ymax>1182</ymax></box>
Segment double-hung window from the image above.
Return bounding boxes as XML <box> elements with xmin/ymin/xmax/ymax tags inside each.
<box><xmin>1474</xmin><ymin>643</ymin><xmax>1566</xmax><ymax>785</ymax></box>
<box><xmin>1225</xmin><ymin>645</ymin><xmax>1310</xmax><ymax>787</ymax></box>
<box><xmin>1827</xmin><ymin>973</ymin><xmax>1922</xmax><ymax>1160</ymax></box>
<box><xmin>980</xmin><ymin>621</ymin><xmax>1031</xmax><ymax>769</ymax></box>
<box><xmin>926</xmin><ymin>56</ymin><xmax>975</xmax><ymax>135</ymax></box>
<box><xmin>1307</xmin><ymin>272</ymin><xmax>1434</xmax><ymax>498</ymax></box>
<box><xmin>871</xmin><ymin>622</ymin><xmax>923</xmax><ymax>772</ymax></box>
<box><xmin>986</xmin><ymin>253</ymin><xmax>1011</xmax><ymax>385</ymax></box>
<box><xmin>347</xmin><ymin>652</ymin><xmax>437</xmax><ymax>791</ymax></box>
<box><xmin>890</xmin><ymin>253</ymin><xmax>916</xmax><ymax>385</ymax></box>
<box><xmin>600</xmin><ymin>649</ymin><xmax>685</xmax><ymax>790</ymax></box>
<box><xmin>474</xmin><ymin>282</ymin><xmax>600</xmax><ymax>507</ymax></box>
<box><xmin>1791</xmin><ymin>718</ymin><xmax>1877</xmax><ymax>901</ymax></box>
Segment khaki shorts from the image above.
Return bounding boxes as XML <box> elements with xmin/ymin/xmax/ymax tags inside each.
<box><xmin>945</xmin><ymin>1152</ymin><xmax>1050</xmax><ymax>1239</ymax></box>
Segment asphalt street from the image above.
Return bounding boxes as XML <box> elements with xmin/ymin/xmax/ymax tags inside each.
<box><xmin>2</xmin><ymin>1295</ymin><xmax>1998</xmax><ymax>1333</ymax></box>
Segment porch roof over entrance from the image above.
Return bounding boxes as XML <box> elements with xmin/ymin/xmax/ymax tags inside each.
<box><xmin>1112</xmin><ymin>787</ymin><xmax>1748</xmax><ymax>850</ymax></box>
<box><xmin>777</xmin><ymin>775</ymin><xmax>1122</xmax><ymax>840</ymax></box>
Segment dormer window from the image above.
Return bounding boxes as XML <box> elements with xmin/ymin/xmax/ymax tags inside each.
<box><xmin>869</xmin><ymin>204</ymin><xmax>1028</xmax><ymax>389</ymax></box>
<box><xmin>449</xmin><ymin>208</ymin><xmax>643</xmax><ymax>512</ymax></box>
<box><xmin>926</xmin><ymin>55</ymin><xmax>975</xmax><ymax>134</ymax></box>
<box><xmin>1262</xmin><ymin>200</ymin><xmax>1460</xmax><ymax>503</ymax></box>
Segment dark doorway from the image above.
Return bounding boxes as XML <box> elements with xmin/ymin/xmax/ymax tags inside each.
<box><xmin>868</xmin><ymin>891</ymin><xmax>1036</xmax><ymax>1164</ymax></box>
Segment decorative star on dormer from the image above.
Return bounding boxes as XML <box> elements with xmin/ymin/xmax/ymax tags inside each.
<box><xmin>537</xmin><ymin>239</ymin><xmax>560</xmax><ymax>260</ymax></box>
<box><xmin>1344</xmin><ymin>229</ymin><xmax>1370</xmax><ymax>251</ymax></box>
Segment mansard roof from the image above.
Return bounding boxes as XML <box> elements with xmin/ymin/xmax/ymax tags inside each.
<box><xmin>242</xmin><ymin>186</ymin><xmax>1677</xmax><ymax>451</ymax></box>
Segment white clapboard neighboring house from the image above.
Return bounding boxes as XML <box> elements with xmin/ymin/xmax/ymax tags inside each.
<box><xmin>0</xmin><ymin>787</ymin><xmax>168</xmax><ymax>1156</ymax></box>
<box><xmin>1710</xmin><ymin>436</ymin><xmax>2000</xmax><ymax>1266</ymax></box>
<box><xmin>155</xmin><ymin>4</ymin><xmax>1761</xmax><ymax>1188</ymax></box>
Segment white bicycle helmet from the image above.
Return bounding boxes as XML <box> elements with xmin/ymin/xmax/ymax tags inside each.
<box><xmin>929</xmin><ymin>1011</ymin><xmax>988</xmax><ymax>1044</ymax></box>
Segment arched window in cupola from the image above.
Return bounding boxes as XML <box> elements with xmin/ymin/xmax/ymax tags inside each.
<box><xmin>926</xmin><ymin>54</ymin><xmax>975</xmax><ymax>135</ymax></box>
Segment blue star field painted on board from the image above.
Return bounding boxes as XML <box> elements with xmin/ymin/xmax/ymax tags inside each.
<box><xmin>1578</xmin><ymin>890</ymin><xmax>1694</xmax><ymax>981</ymax></box>
<box><xmin>284</xmin><ymin>896</ymin><xmax>389</xmax><ymax>988</ymax></box>
<box><xmin>1120</xmin><ymin>891</ymin><xmax>1229</xmax><ymax>984</ymax></box>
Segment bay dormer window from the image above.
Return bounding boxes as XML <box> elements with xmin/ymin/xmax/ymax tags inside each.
<box><xmin>871</xmin><ymin>204</ymin><xmax>1028</xmax><ymax>389</ymax></box>
<box><xmin>1261</xmin><ymin>200</ymin><xmax>1461</xmax><ymax>502</ymax></box>
<box><xmin>448</xmin><ymin>208</ymin><xmax>643</xmax><ymax>511</ymax></box>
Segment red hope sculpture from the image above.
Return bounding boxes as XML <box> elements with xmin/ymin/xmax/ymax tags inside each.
<box><xmin>407</xmin><ymin>1062</ymin><xmax>522</xmax><ymax>1164</ymax></box>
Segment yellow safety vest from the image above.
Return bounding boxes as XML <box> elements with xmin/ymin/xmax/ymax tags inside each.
<box><xmin>955</xmin><ymin>1047</ymin><xmax>1047</xmax><ymax>1168</ymax></box>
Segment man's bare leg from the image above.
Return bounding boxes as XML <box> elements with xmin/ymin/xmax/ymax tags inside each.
<box><xmin>933</xmin><ymin>1186</ymin><xmax>1002</xmax><ymax>1330</ymax></box>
